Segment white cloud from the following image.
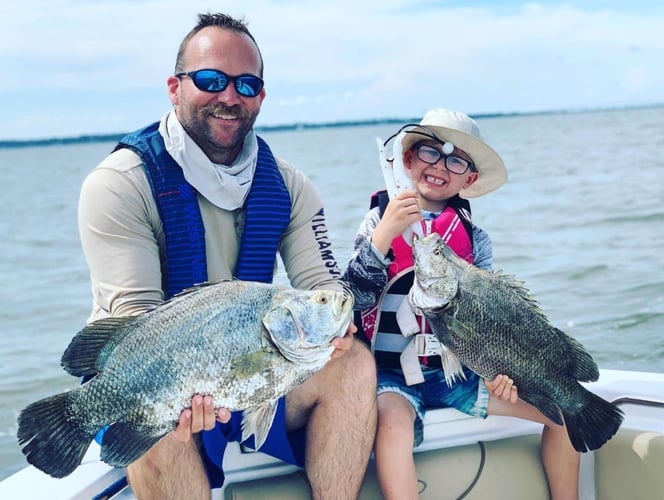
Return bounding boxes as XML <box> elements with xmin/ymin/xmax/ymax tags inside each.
<box><xmin>1</xmin><ymin>1</ymin><xmax>663</xmax><ymax>139</ymax></box>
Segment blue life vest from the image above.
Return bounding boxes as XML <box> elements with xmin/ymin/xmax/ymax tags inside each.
<box><xmin>114</xmin><ymin>123</ymin><xmax>296</xmax><ymax>487</ymax></box>
<box><xmin>115</xmin><ymin>122</ymin><xmax>292</xmax><ymax>296</ymax></box>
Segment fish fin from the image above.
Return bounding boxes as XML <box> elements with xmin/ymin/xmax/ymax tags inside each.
<box><xmin>446</xmin><ymin>316</ymin><xmax>476</xmax><ymax>342</ymax></box>
<box><xmin>173</xmin><ymin>280</ymin><xmax>234</xmax><ymax>297</ymax></box>
<box><xmin>562</xmin><ymin>387</ymin><xmax>624</xmax><ymax>452</ymax></box>
<box><xmin>231</xmin><ymin>350</ymin><xmax>276</xmax><ymax>376</ymax></box>
<box><xmin>241</xmin><ymin>400</ymin><xmax>280</xmax><ymax>450</ymax></box>
<box><xmin>564</xmin><ymin>332</ymin><xmax>600</xmax><ymax>382</ymax></box>
<box><xmin>17</xmin><ymin>392</ymin><xmax>95</xmax><ymax>478</ymax></box>
<box><xmin>523</xmin><ymin>394</ymin><xmax>564</xmax><ymax>426</ymax></box>
<box><xmin>61</xmin><ymin>317</ymin><xmax>134</xmax><ymax>377</ymax></box>
<box><xmin>493</xmin><ymin>270</ymin><xmax>549</xmax><ymax>318</ymax></box>
<box><xmin>440</xmin><ymin>346</ymin><xmax>466</xmax><ymax>387</ymax></box>
<box><xmin>100</xmin><ymin>422</ymin><xmax>165</xmax><ymax>467</ymax></box>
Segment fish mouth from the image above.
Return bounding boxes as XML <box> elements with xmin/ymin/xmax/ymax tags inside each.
<box><xmin>272</xmin><ymin>292</ymin><xmax>353</xmax><ymax>366</ymax></box>
<box><xmin>335</xmin><ymin>292</ymin><xmax>354</xmax><ymax>338</ymax></box>
<box><xmin>409</xmin><ymin>278</ymin><xmax>450</xmax><ymax>313</ymax></box>
<box><xmin>416</xmin><ymin>276</ymin><xmax>440</xmax><ymax>290</ymax></box>
<box><xmin>413</xmin><ymin>269</ymin><xmax>445</xmax><ymax>294</ymax></box>
<box><xmin>281</xmin><ymin>315</ymin><xmax>337</xmax><ymax>367</ymax></box>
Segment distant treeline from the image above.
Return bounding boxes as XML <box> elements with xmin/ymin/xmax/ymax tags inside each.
<box><xmin>2</xmin><ymin>105</ymin><xmax>659</xmax><ymax>149</ymax></box>
<box><xmin>0</xmin><ymin>114</ymin><xmax>520</xmax><ymax>149</ymax></box>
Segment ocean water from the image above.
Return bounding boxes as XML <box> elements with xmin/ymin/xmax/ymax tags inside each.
<box><xmin>1</xmin><ymin>107</ymin><xmax>663</xmax><ymax>480</ymax></box>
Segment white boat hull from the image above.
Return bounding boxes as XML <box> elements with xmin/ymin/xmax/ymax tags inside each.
<box><xmin>2</xmin><ymin>369</ymin><xmax>663</xmax><ymax>499</ymax></box>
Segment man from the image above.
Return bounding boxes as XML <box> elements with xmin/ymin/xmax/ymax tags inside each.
<box><xmin>78</xmin><ymin>12</ymin><xmax>376</xmax><ymax>499</ymax></box>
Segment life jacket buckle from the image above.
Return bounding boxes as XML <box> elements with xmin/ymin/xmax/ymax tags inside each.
<box><xmin>415</xmin><ymin>333</ymin><xmax>442</xmax><ymax>357</ymax></box>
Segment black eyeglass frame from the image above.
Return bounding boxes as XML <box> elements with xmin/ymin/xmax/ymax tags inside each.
<box><xmin>414</xmin><ymin>144</ymin><xmax>475</xmax><ymax>175</ymax></box>
<box><xmin>174</xmin><ymin>68</ymin><xmax>264</xmax><ymax>97</ymax></box>
<box><xmin>382</xmin><ymin>123</ymin><xmax>476</xmax><ymax>174</ymax></box>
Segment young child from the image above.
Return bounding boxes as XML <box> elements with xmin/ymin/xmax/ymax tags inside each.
<box><xmin>344</xmin><ymin>108</ymin><xmax>581</xmax><ymax>500</ymax></box>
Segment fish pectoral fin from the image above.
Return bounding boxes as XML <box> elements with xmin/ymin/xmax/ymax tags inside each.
<box><xmin>100</xmin><ymin>422</ymin><xmax>165</xmax><ymax>467</ymax></box>
<box><xmin>231</xmin><ymin>350</ymin><xmax>276</xmax><ymax>377</ymax></box>
<box><xmin>440</xmin><ymin>347</ymin><xmax>466</xmax><ymax>387</ymax></box>
<box><xmin>241</xmin><ymin>400</ymin><xmax>280</xmax><ymax>450</ymax></box>
<box><xmin>446</xmin><ymin>316</ymin><xmax>475</xmax><ymax>341</ymax></box>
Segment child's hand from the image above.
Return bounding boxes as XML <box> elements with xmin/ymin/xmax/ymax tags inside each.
<box><xmin>485</xmin><ymin>374</ymin><xmax>518</xmax><ymax>403</ymax></box>
<box><xmin>371</xmin><ymin>190</ymin><xmax>422</xmax><ymax>255</ymax></box>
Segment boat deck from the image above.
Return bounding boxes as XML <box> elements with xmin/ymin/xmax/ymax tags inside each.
<box><xmin>1</xmin><ymin>369</ymin><xmax>662</xmax><ymax>499</ymax></box>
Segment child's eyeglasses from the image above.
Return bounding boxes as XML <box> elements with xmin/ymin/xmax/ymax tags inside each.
<box><xmin>415</xmin><ymin>144</ymin><xmax>475</xmax><ymax>175</ymax></box>
<box><xmin>174</xmin><ymin>69</ymin><xmax>264</xmax><ymax>97</ymax></box>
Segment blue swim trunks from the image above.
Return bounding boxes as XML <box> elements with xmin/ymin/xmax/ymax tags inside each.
<box><xmin>93</xmin><ymin>396</ymin><xmax>303</xmax><ymax>489</ymax></box>
<box><xmin>93</xmin><ymin>397</ymin><xmax>303</xmax><ymax>489</ymax></box>
<box><xmin>377</xmin><ymin>367</ymin><xmax>488</xmax><ymax>447</ymax></box>
<box><xmin>200</xmin><ymin>397</ymin><xmax>306</xmax><ymax>488</ymax></box>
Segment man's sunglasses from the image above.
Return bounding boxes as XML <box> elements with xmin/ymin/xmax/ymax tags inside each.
<box><xmin>174</xmin><ymin>69</ymin><xmax>264</xmax><ymax>97</ymax></box>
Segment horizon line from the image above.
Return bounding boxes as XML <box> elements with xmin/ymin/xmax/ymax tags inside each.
<box><xmin>2</xmin><ymin>102</ymin><xmax>661</xmax><ymax>149</ymax></box>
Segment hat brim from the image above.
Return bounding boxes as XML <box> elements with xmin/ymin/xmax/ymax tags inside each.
<box><xmin>401</xmin><ymin>125</ymin><xmax>507</xmax><ymax>198</ymax></box>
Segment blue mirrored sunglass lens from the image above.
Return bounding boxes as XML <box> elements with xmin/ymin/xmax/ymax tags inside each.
<box><xmin>192</xmin><ymin>70</ymin><xmax>229</xmax><ymax>92</ymax></box>
<box><xmin>235</xmin><ymin>77</ymin><xmax>263</xmax><ymax>96</ymax></box>
<box><xmin>188</xmin><ymin>70</ymin><xmax>262</xmax><ymax>97</ymax></box>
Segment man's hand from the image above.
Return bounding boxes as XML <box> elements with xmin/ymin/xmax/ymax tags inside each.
<box><xmin>485</xmin><ymin>374</ymin><xmax>518</xmax><ymax>403</ymax></box>
<box><xmin>173</xmin><ymin>395</ymin><xmax>232</xmax><ymax>443</ymax></box>
<box><xmin>330</xmin><ymin>321</ymin><xmax>358</xmax><ymax>361</ymax></box>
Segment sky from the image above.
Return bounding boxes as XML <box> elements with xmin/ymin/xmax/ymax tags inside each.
<box><xmin>2</xmin><ymin>0</ymin><xmax>663</xmax><ymax>140</ymax></box>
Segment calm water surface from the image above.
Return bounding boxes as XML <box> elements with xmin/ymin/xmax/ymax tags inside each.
<box><xmin>1</xmin><ymin>107</ymin><xmax>663</xmax><ymax>479</ymax></box>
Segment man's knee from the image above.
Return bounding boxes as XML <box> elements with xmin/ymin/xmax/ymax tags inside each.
<box><xmin>337</xmin><ymin>340</ymin><xmax>377</xmax><ymax>393</ymax></box>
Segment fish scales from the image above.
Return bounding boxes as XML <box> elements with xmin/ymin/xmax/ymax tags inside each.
<box><xmin>17</xmin><ymin>280</ymin><xmax>352</xmax><ymax>478</ymax></box>
<box><xmin>409</xmin><ymin>233</ymin><xmax>623</xmax><ymax>453</ymax></box>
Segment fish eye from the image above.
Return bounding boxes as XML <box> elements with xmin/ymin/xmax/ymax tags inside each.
<box><xmin>433</xmin><ymin>248</ymin><xmax>442</xmax><ymax>256</ymax></box>
<box><xmin>317</xmin><ymin>295</ymin><xmax>329</xmax><ymax>304</ymax></box>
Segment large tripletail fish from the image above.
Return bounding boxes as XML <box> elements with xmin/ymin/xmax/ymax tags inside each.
<box><xmin>18</xmin><ymin>280</ymin><xmax>353</xmax><ymax>478</ymax></box>
<box><xmin>409</xmin><ymin>233</ymin><xmax>623</xmax><ymax>453</ymax></box>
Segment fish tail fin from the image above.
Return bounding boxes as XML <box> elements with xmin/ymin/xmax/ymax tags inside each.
<box><xmin>61</xmin><ymin>317</ymin><xmax>133</xmax><ymax>377</ymax></box>
<box><xmin>562</xmin><ymin>387</ymin><xmax>624</xmax><ymax>453</ymax></box>
<box><xmin>17</xmin><ymin>392</ymin><xmax>94</xmax><ymax>478</ymax></box>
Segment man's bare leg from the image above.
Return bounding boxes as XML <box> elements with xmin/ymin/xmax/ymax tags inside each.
<box><xmin>286</xmin><ymin>339</ymin><xmax>377</xmax><ymax>499</ymax></box>
<box><xmin>127</xmin><ymin>395</ymin><xmax>222</xmax><ymax>499</ymax></box>
<box><xmin>127</xmin><ymin>434</ymin><xmax>210</xmax><ymax>500</ymax></box>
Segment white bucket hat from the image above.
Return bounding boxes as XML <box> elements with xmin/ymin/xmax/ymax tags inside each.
<box><xmin>400</xmin><ymin>108</ymin><xmax>507</xmax><ymax>198</ymax></box>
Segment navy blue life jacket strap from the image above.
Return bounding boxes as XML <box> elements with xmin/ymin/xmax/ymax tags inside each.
<box><xmin>446</xmin><ymin>194</ymin><xmax>474</xmax><ymax>244</ymax></box>
<box><xmin>109</xmin><ymin>126</ymin><xmax>294</xmax><ymax>488</ymax></box>
<box><xmin>234</xmin><ymin>136</ymin><xmax>291</xmax><ymax>283</ymax></box>
<box><xmin>115</xmin><ymin>122</ymin><xmax>207</xmax><ymax>298</ymax></box>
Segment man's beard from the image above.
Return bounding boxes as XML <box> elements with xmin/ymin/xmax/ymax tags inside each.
<box><xmin>183</xmin><ymin>102</ymin><xmax>258</xmax><ymax>162</ymax></box>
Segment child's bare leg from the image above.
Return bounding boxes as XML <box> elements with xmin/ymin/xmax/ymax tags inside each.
<box><xmin>374</xmin><ymin>392</ymin><xmax>419</xmax><ymax>500</ymax></box>
<box><xmin>488</xmin><ymin>388</ymin><xmax>580</xmax><ymax>500</ymax></box>
<box><xmin>541</xmin><ymin>421</ymin><xmax>580</xmax><ymax>500</ymax></box>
